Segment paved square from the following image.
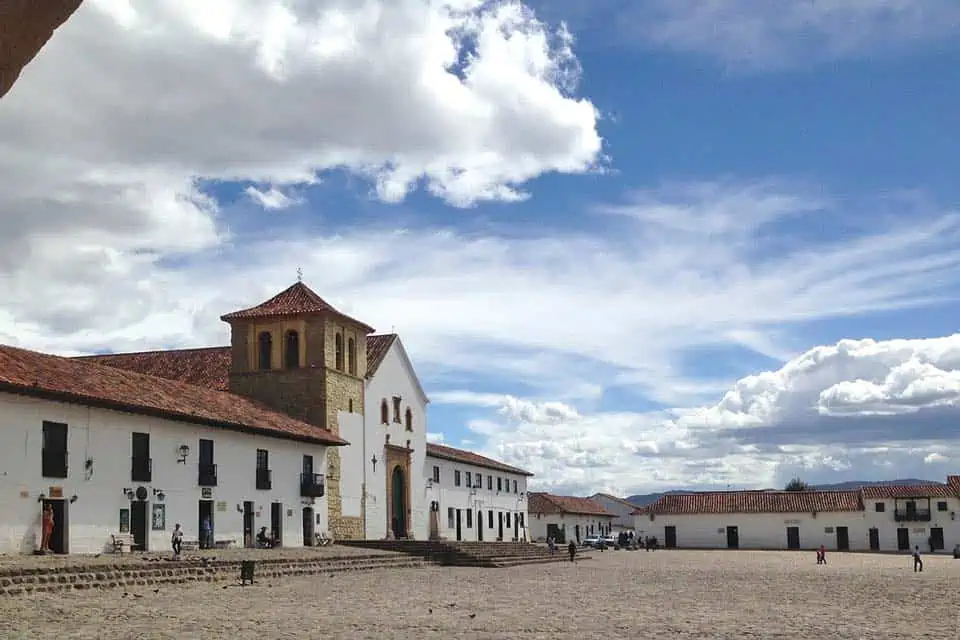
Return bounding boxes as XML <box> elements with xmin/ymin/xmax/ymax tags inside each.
<box><xmin>1</xmin><ymin>550</ymin><xmax>957</xmax><ymax>639</ymax></box>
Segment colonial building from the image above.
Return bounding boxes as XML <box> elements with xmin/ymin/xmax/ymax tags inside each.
<box><xmin>0</xmin><ymin>343</ymin><xmax>343</xmax><ymax>554</ymax></box>
<box><xmin>527</xmin><ymin>493</ymin><xmax>615</xmax><ymax>544</ymax></box>
<box><xmin>425</xmin><ymin>444</ymin><xmax>532</xmax><ymax>542</ymax></box>
<box><xmin>589</xmin><ymin>493</ymin><xmax>638</xmax><ymax>534</ymax></box>
<box><xmin>632</xmin><ymin>478</ymin><xmax>960</xmax><ymax>552</ymax></box>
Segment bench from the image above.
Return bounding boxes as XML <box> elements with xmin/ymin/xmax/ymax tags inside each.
<box><xmin>213</xmin><ymin>538</ymin><xmax>237</xmax><ymax>549</ymax></box>
<box><xmin>111</xmin><ymin>533</ymin><xmax>135</xmax><ymax>553</ymax></box>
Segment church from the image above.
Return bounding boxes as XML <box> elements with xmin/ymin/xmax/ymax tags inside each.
<box><xmin>0</xmin><ymin>281</ymin><xmax>531</xmax><ymax>554</ymax></box>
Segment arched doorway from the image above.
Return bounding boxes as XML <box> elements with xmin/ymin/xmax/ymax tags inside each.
<box><xmin>391</xmin><ymin>465</ymin><xmax>406</xmax><ymax>539</ymax></box>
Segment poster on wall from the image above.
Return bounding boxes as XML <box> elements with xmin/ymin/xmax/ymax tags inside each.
<box><xmin>152</xmin><ymin>503</ymin><xmax>166</xmax><ymax>530</ymax></box>
<box><xmin>119</xmin><ymin>509</ymin><xmax>130</xmax><ymax>533</ymax></box>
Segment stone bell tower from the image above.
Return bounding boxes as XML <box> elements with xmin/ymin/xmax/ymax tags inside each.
<box><xmin>220</xmin><ymin>280</ymin><xmax>373</xmax><ymax>539</ymax></box>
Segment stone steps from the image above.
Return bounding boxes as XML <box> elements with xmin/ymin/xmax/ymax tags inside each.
<box><xmin>0</xmin><ymin>553</ymin><xmax>423</xmax><ymax>597</ymax></box>
<box><xmin>339</xmin><ymin>540</ymin><xmax>581</xmax><ymax>568</ymax></box>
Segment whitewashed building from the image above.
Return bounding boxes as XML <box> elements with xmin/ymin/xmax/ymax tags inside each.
<box><xmin>0</xmin><ymin>344</ymin><xmax>342</xmax><ymax>555</ymax></box>
<box><xmin>590</xmin><ymin>493</ymin><xmax>638</xmax><ymax>534</ymax></box>
<box><xmin>632</xmin><ymin>479</ymin><xmax>960</xmax><ymax>553</ymax></box>
<box><xmin>425</xmin><ymin>444</ymin><xmax>532</xmax><ymax>542</ymax></box>
<box><xmin>528</xmin><ymin>493</ymin><xmax>615</xmax><ymax>544</ymax></box>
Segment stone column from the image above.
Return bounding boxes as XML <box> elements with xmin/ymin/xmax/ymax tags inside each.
<box><xmin>0</xmin><ymin>0</ymin><xmax>83</xmax><ymax>99</ymax></box>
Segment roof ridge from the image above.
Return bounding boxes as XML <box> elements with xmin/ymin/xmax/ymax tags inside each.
<box><xmin>74</xmin><ymin>345</ymin><xmax>230</xmax><ymax>358</ymax></box>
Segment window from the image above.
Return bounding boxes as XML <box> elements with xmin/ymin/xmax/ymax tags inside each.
<box><xmin>131</xmin><ymin>432</ymin><xmax>151</xmax><ymax>482</ymax></box>
<box><xmin>488</xmin><ymin>510</ymin><xmax>494</xmax><ymax>529</ymax></box>
<box><xmin>518</xmin><ymin>514</ymin><xmax>524</xmax><ymax>527</ymax></box>
<box><xmin>466</xmin><ymin>510</ymin><xmax>473</xmax><ymax>528</ymax></box>
<box><xmin>348</xmin><ymin>399</ymin><xmax>353</xmax><ymax>413</ymax></box>
<box><xmin>937</xmin><ymin>501</ymin><xmax>948</xmax><ymax>512</ymax></box>
<box><xmin>487</xmin><ymin>476</ymin><xmax>492</xmax><ymax>490</ymax></box>
<box><xmin>465</xmin><ymin>473</ymin><xmax>471</xmax><ymax>488</ymax></box>
<box><xmin>347</xmin><ymin>337</ymin><xmax>357</xmax><ymax>375</ymax></box>
<box><xmin>506</xmin><ymin>513</ymin><xmax>511</xmax><ymax>528</ymax></box>
<box><xmin>41</xmin><ymin>420</ymin><xmax>68</xmax><ymax>479</ymax></box>
<box><xmin>513</xmin><ymin>479</ymin><xmax>518</xmax><ymax>494</ymax></box>
<box><xmin>474</xmin><ymin>472</ymin><xmax>481</xmax><ymax>487</ymax></box>
<box><xmin>432</xmin><ymin>466</ymin><xmax>440</xmax><ymax>483</ymax></box>
<box><xmin>448</xmin><ymin>507</ymin><xmax>455</xmax><ymax>529</ymax></box>
<box><xmin>335</xmin><ymin>333</ymin><xmax>344</xmax><ymax>370</ymax></box>
<box><xmin>256</xmin><ymin>449</ymin><xmax>269</xmax><ymax>470</ymax></box>
<box><xmin>380</xmin><ymin>399</ymin><xmax>389</xmax><ymax>425</ymax></box>
<box><xmin>497</xmin><ymin>477</ymin><xmax>502</xmax><ymax>492</ymax></box>
<box><xmin>392</xmin><ymin>397</ymin><xmax>402</xmax><ymax>423</ymax></box>
<box><xmin>284</xmin><ymin>330</ymin><xmax>299</xmax><ymax>369</ymax></box>
<box><xmin>875</xmin><ymin>502</ymin><xmax>885</xmax><ymax>512</ymax></box>
<box><xmin>256</xmin><ymin>449</ymin><xmax>270</xmax><ymax>490</ymax></box>
<box><xmin>405</xmin><ymin>407</ymin><xmax>413</xmax><ymax>431</ymax></box>
<box><xmin>454</xmin><ymin>470</ymin><xmax>461</xmax><ymax>487</ymax></box>
<box><xmin>257</xmin><ymin>331</ymin><xmax>272</xmax><ymax>370</ymax></box>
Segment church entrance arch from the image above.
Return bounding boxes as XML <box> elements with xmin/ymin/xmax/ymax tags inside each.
<box><xmin>391</xmin><ymin>466</ymin><xmax>406</xmax><ymax>539</ymax></box>
<box><xmin>385</xmin><ymin>444</ymin><xmax>413</xmax><ymax>539</ymax></box>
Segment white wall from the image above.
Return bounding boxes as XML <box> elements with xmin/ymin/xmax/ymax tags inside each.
<box><xmin>0</xmin><ymin>392</ymin><xmax>329</xmax><ymax>554</ymax></box>
<box><xmin>590</xmin><ymin>494</ymin><xmax>635</xmax><ymax>532</ymax></box>
<box><xmin>529</xmin><ymin>512</ymin><xmax>614</xmax><ymax>543</ymax></box>
<box><xmin>337</xmin><ymin>410</ymin><xmax>365</xmax><ymax>519</ymax></box>
<box><xmin>861</xmin><ymin>496</ymin><xmax>960</xmax><ymax>552</ymax></box>
<box><xmin>363</xmin><ymin>339</ymin><xmax>428</xmax><ymax>540</ymax></box>
<box><xmin>425</xmin><ymin>456</ymin><xmax>529</xmax><ymax>542</ymax></box>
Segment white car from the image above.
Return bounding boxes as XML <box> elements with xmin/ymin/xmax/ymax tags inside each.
<box><xmin>582</xmin><ymin>536</ymin><xmax>601</xmax><ymax>548</ymax></box>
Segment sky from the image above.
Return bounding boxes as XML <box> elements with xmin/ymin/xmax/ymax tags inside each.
<box><xmin>1</xmin><ymin>0</ymin><xmax>959</xmax><ymax>498</ymax></box>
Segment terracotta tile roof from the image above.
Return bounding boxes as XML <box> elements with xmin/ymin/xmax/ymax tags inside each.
<box><xmin>0</xmin><ymin>344</ymin><xmax>346</xmax><ymax>447</ymax></box>
<box><xmin>365</xmin><ymin>334</ymin><xmax>396</xmax><ymax>380</ymax></box>
<box><xmin>220</xmin><ymin>281</ymin><xmax>375</xmax><ymax>332</ymax></box>
<box><xmin>528</xmin><ymin>492</ymin><xmax>615</xmax><ymax>517</ymax></box>
<box><xmin>76</xmin><ymin>347</ymin><xmax>232</xmax><ymax>391</ymax></box>
<box><xmin>948</xmin><ymin>475</ymin><xmax>960</xmax><ymax>496</ymax></box>
<box><xmin>860</xmin><ymin>483</ymin><xmax>956</xmax><ymax>499</ymax></box>
<box><xmin>633</xmin><ymin>490</ymin><xmax>863</xmax><ymax>516</ymax></box>
<box><xmin>425</xmin><ymin>443</ymin><xmax>533</xmax><ymax>477</ymax></box>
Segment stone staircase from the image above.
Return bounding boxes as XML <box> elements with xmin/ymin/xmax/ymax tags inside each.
<box><xmin>339</xmin><ymin>540</ymin><xmax>587</xmax><ymax>567</ymax></box>
<box><xmin>0</xmin><ymin>552</ymin><xmax>423</xmax><ymax>596</ymax></box>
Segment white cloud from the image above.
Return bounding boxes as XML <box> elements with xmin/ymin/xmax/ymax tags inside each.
<box><xmin>924</xmin><ymin>452</ymin><xmax>948</xmax><ymax>465</ymax></box>
<box><xmin>426</xmin><ymin>432</ymin><xmax>445</xmax><ymax>444</ymax></box>
<box><xmin>631</xmin><ymin>0</ymin><xmax>960</xmax><ymax>70</ymax></box>
<box><xmin>245</xmin><ymin>186</ymin><xmax>303</xmax><ymax>210</ymax></box>
<box><xmin>432</xmin><ymin>391</ymin><xmax>580</xmax><ymax>424</ymax></box>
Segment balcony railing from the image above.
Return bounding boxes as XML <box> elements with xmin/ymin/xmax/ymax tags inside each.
<box><xmin>131</xmin><ymin>456</ymin><xmax>152</xmax><ymax>482</ymax></box>
<box><xmin>300</xmin><ymin>472</ymin><xmax>325</xmax><ymax>498</ymax></box>
<box><xmin>41</xmin><ymin>450</ymin><xmax>68</xmax><ymax>479</ymax></box>
<box><xmin>894</xmin><ymin>508</ymin><xmax>931</xmax><ymax>522</ymax></box>
<box><xmin>198</xmin><ymin>463</ymin><xmax>218</xmax><ymax>487</ymax></box>
<box><xmin>256</xmin><ymin>468</ymin><xmax>272</xmax><ymax>490</ymax></box>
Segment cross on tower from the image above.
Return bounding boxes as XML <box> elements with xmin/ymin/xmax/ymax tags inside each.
<box><xmin>296</xmin><ymin>267</ymin><xmax>303</xmax><ymax>282</ymax></box>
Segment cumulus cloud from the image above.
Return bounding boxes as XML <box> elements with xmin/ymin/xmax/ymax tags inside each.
<box><xmin>432</xmin><ymin>391</ymin><xmax>580</xmax><ymax>424</ymax></box>
<box><xmin>924</xmin><ymin>452</ymin><xmax>948</xmax><ymax>465</ymax></box>
<box><xmin>245</xmin><ymin>186</ymin><xmax>303</xmax><ymax>210</ymax></box>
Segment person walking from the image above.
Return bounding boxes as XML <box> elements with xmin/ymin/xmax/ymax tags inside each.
<box><xmin>816</xmin><ymin>544</ymin><xmax>826</xmax><ymax>565</ymax></box>
<box><xmin>567</xmin><ymin>540</ymin><xmax>576</xmax><ymax>562</ymax></box>
<box><xmin>913</xmin><ymin>545</ymin><xmax>923</xmax><ymax>572</ymax></box>
<box><xmin>171</xmin><ymin>524</ymin><xmax>183</xmax><ymax>559</ymax></box>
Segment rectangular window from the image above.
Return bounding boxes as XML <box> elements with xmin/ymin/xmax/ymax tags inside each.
<box><xmin>875</xmin><ymin>502</ymin><xmax>885</xmax><ymax>512</ymax></box>
<box><xmin>131</xmin><ymin>432</ymin><xmax>151</xmax><ymax>482</ymax></box>
<box><xmin>487</xmin><ymin>476</ymin><xmax>492</xmax><ymax>490</ymax></box>
<box><xmin>256</xmin><ymin>449</ymin><xmax>271</xmax><ymax>490</ymax></box>
<box><xmin>519</xmin><ymin>514</ymin><xmax>524</xmax><ymax>527</ymax></box>
<box><xmin>488</xmin><ymin>510</ymin><xmax>494</xmax><ymax>529</ymax></box>
<box><xmin>392</xmin><ymin>396</ymin><xmax>402</xmax><ymax>423</ymax></box>
<box><xmin>475</xmin><ymin>472</ymin><xmax>481</xmax><ymax>487</ymax></box>
<box><xmin>506</xmin><ymin>513</ymin><xmax>511</xmax><ymax>528</ymax></box>
<box><xmin>465</xmin><ymin>473</ymin><xmax>471</xmax><ymax>488</ymax></box>
<box><xmin>256</xmin><ymin>449</ymin><xmax>269</xmax><ymax>470</ymax></box>
<box><xmin>497</xmin><ymin>477</ymin><xmax>502</xmax><ymax>492</ymax></box>
<box><xmin>447</xmin><ymin>507</ymin><xmax>455</xmax><ymax>529</ymax></box>
<box><xmin>513</xmin><ymin>479</ymin><xmax>518</xmax><ymax>494</ymax></box>
<box><xmin>454</xmin><ymin>470</ymin><xmax>461</xmax><ymax>487</ymax></box>
<box><xmin>432</xmin><ymin>466</ymin><xmax>440</xmax><ymax>483</ymax></box>
<box><xmin>466</xmin><ymin>510</ymin><xmax>473</xmax><ymax>528</ymax></box>
<box><xmin>937</xmin><ymin>501</ymin><xmax>948</xmax><ymax>512</ymax></box>
<box><xmin>41</xmin><ymin>421</ymin><xmax>68</xmax><ymax>479</ymax></box>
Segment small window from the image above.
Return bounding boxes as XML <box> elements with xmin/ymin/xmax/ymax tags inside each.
<box><xmin>466</xmin><ymin>510</ymin><xmax>473</xmax><ymax>528</ymax></box>
<box><xmin>432</xmin><ymin>466</ymin><xmax>440</xmax><ymax>483</ymax></box>
<box><xmin>465</xmin><ymin>473</ymin><xmax>471</xmax><ymax>488</ymax></box>
<box><xmin>937</xmin><ymin>501</ymin><xmax>948</xmax><ymax>512</ymax></box>
<box><xmin>335</xmin><ymin>333</ymin><xmax>344</xmax><ymax>370</ymax></box>
<box><xmin>405</xmin><ymin>407</ymin><xmax>413</xmax><ymax>431</ymax></box>
<box><xmin>474</xmin><ymin>472</ymin><xmax>481</xmax><ymax>487</ymax></box>
<box><xmin>348</xmin><ymin>399</ymin><xmax>353</xmax><ymax>413</ymax></box>
<box><xmin>447</xmin><ymin>507</ymin><xmax>455</xmax><ymax>529</ymax></box>
<box><xmin>380</xmin><ymin>399</ymin><xmax>389</xmax><ymax>425</ymax></box>
<box><xmin>257</xmin><ymin>331</ymin><xmax>272</xmax><ymax>370</ymax></box>
<box><xmin>875</xmin><ymin>502</ymin><xmax>885</xmax><ymax>513</ymax></box>
<box><xmin>488</xmin><ymin>510</ymin><xmax>494</xmax><ymax>529</ymax></box>
<box><xmin>256</xmin><ymin>449</ymin><xmax>269</xmax><ymax>470</ymax></box>
<box><xmin>487</xmin><ymin>476</ymin><xmax>492</xmax><ymax>490</ymax></box>
<box><xmin>506</xmin><ymin>513</ymin><xmax>511</xmax><ymax>528</ymax></box>
<box><xmin>284</xmin><ymin>330</ymin><xmax>299</xmax><ymax>369</ymax></box>
<box><xmin>454</xmin><ymin>470</ymin><xmax>461</xmax><ymax>487</ymax></box>
<box><xmin>497</xmin><ymin>477</ymin><xmax>502</xmax><ymax>492</ymax></box>
<box><xmin>347</xmin><ymin>337</ymin><xmax>357</xmax><ymax>375</ymax></box>
<box><xmin>392</xmin><ymin>397</ymin><xmax>402</xmax><ymax>423</ymax></box>
<box><xmin>513</xmin><ymin>479</ymin><xmax>518</xmax><ymax>494</ymax></box>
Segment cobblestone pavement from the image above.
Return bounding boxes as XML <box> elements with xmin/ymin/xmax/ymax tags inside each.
<box><xmin>1</xmin><ymin>549</ymin><xmax>958</xmax><ymax>639</ymax></box>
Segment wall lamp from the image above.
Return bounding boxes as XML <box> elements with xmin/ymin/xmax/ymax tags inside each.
<box><xmin>176</xmin><ymin>444</ymin><xmax>190</xmax><ymax>464</ymax></box>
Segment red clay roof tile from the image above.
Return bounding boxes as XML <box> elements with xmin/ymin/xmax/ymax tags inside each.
<box><xmin>948</xmin><ymin>475</ymin><xmax>960</xmax><ymax>496</ymax></box>
<box><xmin>75</xmin><ymin>347</ymin><xmax>232</xmax><ymax>391</ymax></box>
<box><xmin>633</xmin><ymin>490</ymin><xmax>863</xmax><ymax>516</ymax></box>
<box><xmin>426</xmin><ymin>443</ymin><xmax>533</xmax><ymax>477</ymax></box>
<box><xmin>220</xmin><ymin>282</ymin><xmax>375</xmax><ymax>332</ymax></box>
<box><xmin>365</xmin><ymin>334</ymin><xmax>396</xmax><ymax>380</ymax></box>
<box><xmin>0</xmin><ymin>344</ymin><xmax>346</xmax><ymax>446</ymax></box>
<box><xmin>528</xmin><ymin>492</ymin><xmax>615</xmax><ymax>517</ymax></box>
<box><xmin>859</xmin><ymin>483</ymin><xmax>956</xmax><ymax>499</ymax></box>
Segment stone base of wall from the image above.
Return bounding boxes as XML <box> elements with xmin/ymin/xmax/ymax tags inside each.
<box><xmin>331</xmin><ymin>516</ymin><xmax>364</xmax><ymax>540</ymax></box>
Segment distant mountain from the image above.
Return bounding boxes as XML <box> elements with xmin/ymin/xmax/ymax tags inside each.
<box><xmin>625</xmin><ymin>478</ymin><xmax>937</xmax><ymax>507</ymax></box>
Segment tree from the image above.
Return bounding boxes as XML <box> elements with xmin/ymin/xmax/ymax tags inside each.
<box><xmin>784</xmin><ymin>477</ymin><xmax>810</xmax><ymax>491</ymax></box>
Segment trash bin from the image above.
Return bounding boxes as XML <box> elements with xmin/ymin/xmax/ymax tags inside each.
<box><xmin>240</xmin><ymin>560</ymin><xmax>256</xmax><ymax>585</ymax></box>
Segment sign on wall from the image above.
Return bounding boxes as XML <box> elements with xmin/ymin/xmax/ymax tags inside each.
<box><xmin>152</xmin><ymin>504</ymin><xmax>166</xmax><ymax>531</ymax></box>
<box><xmin>201</xmin><ymin>488</ymin><xmax>213</xmax><ymax>499</ymax></box>
<box><xmin>119</xmin><ymin>509</ymin><xmax>130</xmax><ymax>533</ymax></box>
<box><xmin>216</xmin><ymin>501</ymin><xmax>228</xmax><ymax>512</ymax></box>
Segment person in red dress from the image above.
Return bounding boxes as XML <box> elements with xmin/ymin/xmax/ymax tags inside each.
<box><xmin>40</xmin><ymin>504</ymin><xmax>54</xmax><ymax>553</ymax></box>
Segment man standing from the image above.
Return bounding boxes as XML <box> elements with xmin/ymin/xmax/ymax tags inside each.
<box><xmin>913</xmin><ymin>545</ymin><xmax>923</xmax><ymax>572</ymax></box>
<box><xmin>567</xmin><ymin>540</ymin><xmax>576</xmax><ymax>563</ymax></box>
<box><xmin>201</xmin><ymin>515</ymin><xmax>212</xmax><ymax>550</ymax></box>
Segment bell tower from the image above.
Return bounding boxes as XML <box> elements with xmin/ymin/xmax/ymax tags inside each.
<box><xmin>220</xmin><ymin>280</ymin><xmax>374</xmax><ymax>539</ymax></box>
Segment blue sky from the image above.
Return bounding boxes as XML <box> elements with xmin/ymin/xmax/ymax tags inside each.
<box><xmin>3</xmin><ymin>0</ymin><xmax>960</xmax><ymax>496</ymax></box>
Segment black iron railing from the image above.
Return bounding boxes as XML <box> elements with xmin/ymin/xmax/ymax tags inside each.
<box><xmin>300</xmin><ymin>472</ymin><xmax>325</xmax><ymax>497</ymax></box>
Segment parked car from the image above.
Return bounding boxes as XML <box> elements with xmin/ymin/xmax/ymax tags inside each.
<box><xmin>602</xmin><ymin>535</ymin><xmax>617</xmax><ymax>548</ymax></box>
<box><xmin>582</xmin><ymin>536</ymin><xmax>601</xmax><ymax>548</ymax></box>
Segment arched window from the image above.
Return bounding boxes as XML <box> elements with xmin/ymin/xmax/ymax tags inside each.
<box><xmin>405</xmin><ymin>407</ymin><xmax>413</xmax><ymax>432</ymax></box>
<box><xmin>380</xmin><ymin>399</ymin><xmax>389</xmax><ymax>425</ymax></box>
<box><xmin>347</xmin><ymin>337</ymin><xmax>357</xmax><ymax>375</ymax></box>
<box><xmin>284</xmin><ymin>330</ymin><xmax>300</xmax><ymax>369</ymax></box>
<box><xmin>335</xmin><ymin>333</ymin><xmax>344</xmax><ymax>370</ymax></box>
<box><xmin>257</xmin><ymin>331</ymin><xmax>272</xmax><ymax>370</ymax></box>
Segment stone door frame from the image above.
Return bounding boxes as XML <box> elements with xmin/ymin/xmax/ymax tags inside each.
<box><xmin>385</xmin><ymin>444</ymin><xmax>413</xmax><ymax>539</ymax></box>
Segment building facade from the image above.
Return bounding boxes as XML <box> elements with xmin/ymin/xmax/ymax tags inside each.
<box><xmin>632</xmin><ymin>479</ymin><xmax>960</xmax><ymax>552</ymax></box>
<box><xmin>590</xmin><ymin>493</ymin><xmax>638</xmax><ymax>533</ymax></box>
<box><xmin>528</xmin><ymin>493</ymin><xmax>615</xmax><ymax>544</ymax></box>
<box><xmin>0</xmin><ymin>344</ymin><xmax>342</xmax><ymax>555</ymax></box>
<box><xmin>425</xmin><ymin>444</ymin><xmax>531</xmax><ymax>542</ymax></box>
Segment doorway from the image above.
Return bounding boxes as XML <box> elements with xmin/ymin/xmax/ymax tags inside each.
<box><xmin>271</xmin><ymin>502</ymin><xmax>283</xmax><ymax>546</ymax></box>
<box><xmin>930</xmin><ymin>527</ymin><xmax>944</xmax><ymax>551</ymax></box>
<box><xmin>455</xmin><ymin>509</ymin><xmax>462</xmax><ymax>542</ymax></box>
<box><xmin>868</xmin><ymin>527</ymin><xmax>880</xmax><ymax>551</ymax></box>
<box><xmin>896</xmin><ymin>527</ymin><xmax>910</xmax><ymax>551</ymax></box>
<box><xmin>302</xmin><ymin>506</ymin><xmax>314</xmax><ymax>547</ymax></box>
<box><xmin>198</xmin><ymin>500</ymin><xmax>214</xmax><ymax>549</ymax></box>
<box><xmin>498</xmin><ymin>512</ymin><xmax>504</xmax><ymax>541</ymax></box>
<box><xmin>786</xmin><ymin>526</ymin><xmax>800</xmax><ymax>550</ymax></box>
<box><xmin>477</xmin><ymin>510</ymin><xmax>484</xmax><ymax>541</ymax></box>
<box><xmin>574</xmin><ymin>524</ymin><xmax>580</xmax><ymax>545</ymax></box>
<box><xmin>726</xmin><ymin>526</ymin><xmax>739</xmax><ymax>549</ymax></box>
<box><xmin>835</xmin><ymin>526</ymin><xmax>849</xmax><ymax>551</ymax></box>
<box><xmin>243</xmin><ymin>501</ymin><xmax>254</xmax><ymax>548</ymax></box>
<box><xmin>131</xmin><ymin>500</ymin><xmax>148</xmax><ymax>551</ymax></box>
<box><xmin>41</xmin><ymin>499</ymin><xmax>68</xmax><ymax>554</ymax></box>
<box><xmin>390</xmin><ymin>466</ymin><xmax>406</xmax><ymax>539</ymax></box>
<box><xmin>514</xmin><ymin>514</ymin><xmax>519</xmax><ymax>541</ymax></box>
<box><xmin>664</xmin><ymin>525</ymin><xmax>677</xmax><ymax>549</ymax></box>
